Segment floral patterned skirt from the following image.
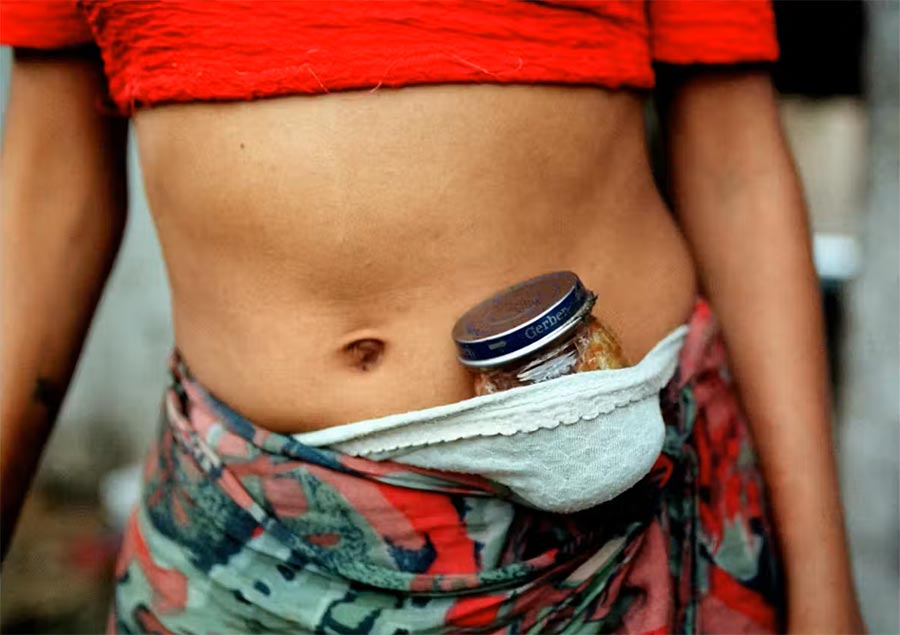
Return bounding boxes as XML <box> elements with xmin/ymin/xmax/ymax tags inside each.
<box><xmin>109</xmin><ymin>298</ymin><xmax>784</xmax><ymax>634</ymax></box>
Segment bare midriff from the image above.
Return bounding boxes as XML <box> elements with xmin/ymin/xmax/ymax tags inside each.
<box><xmin>132</xmin><ymin>84</ymin><xmax>698</xmax><ymax>432</ymax></box>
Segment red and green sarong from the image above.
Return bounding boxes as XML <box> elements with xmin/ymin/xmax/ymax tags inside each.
<box><xmin>109</xmin><ymin>298</ymin><xmax>784</xmax><ymax>633</ymax></box>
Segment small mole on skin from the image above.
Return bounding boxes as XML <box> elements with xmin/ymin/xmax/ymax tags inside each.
<box><xmin>344</xmin><ymin>338</ymin><xmax>386</xmax><ymax>372</ymax></box>
<box><xmin>240</xmin><ymin>142</ymin><xmax>245</xmax><ymax>150</ymax></box>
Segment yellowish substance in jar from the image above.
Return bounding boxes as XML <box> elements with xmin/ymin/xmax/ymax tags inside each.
<box><xmin>472</xmin><ymin>313</ymin><xmax>631</xmax><ymax>396</ymax></box>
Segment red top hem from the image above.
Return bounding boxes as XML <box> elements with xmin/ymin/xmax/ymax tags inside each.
<box><xmin>0</xmin><ymin>0</ymin><xmax>779</xmax><ymax>116</ymax></box>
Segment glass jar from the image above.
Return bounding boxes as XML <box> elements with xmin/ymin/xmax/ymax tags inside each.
<box><xmin>451</xmin><ymin>271</ymin><xmax>631</xmax><ymax>396</ymax></box>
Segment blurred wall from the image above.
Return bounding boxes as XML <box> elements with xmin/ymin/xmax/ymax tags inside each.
<box><xmin>838</xmin><ymin>2</ymin><xmax>900</xmax><ymax>633</ymax></box>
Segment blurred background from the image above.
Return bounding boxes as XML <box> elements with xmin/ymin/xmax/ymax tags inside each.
<box><xmin>1</xmin><ymin>1</ymin><xmax>898</xmax><ymax>632</ymax></box>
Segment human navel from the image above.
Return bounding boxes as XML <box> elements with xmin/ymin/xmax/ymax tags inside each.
<box><xmin>341</xmin><ymin>338</ymin><xmax>387</xmax><ymax>372</ymax></box>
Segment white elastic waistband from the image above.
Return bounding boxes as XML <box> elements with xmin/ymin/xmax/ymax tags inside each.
<box><xmin>295</xmin><ymin>323</ymin><xmax>688</xmax><ymax>455</ymax></box>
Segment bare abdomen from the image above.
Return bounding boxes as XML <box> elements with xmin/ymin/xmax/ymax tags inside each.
<box><xmin>133</xmin><ymin>84</ymin><xmax>697</xmax><ymax>431</ymax></box>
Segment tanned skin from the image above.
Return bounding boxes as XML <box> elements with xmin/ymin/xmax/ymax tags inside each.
<box><xmin>658</xmin><ymin>68</ymin><xmax>865</xmax><ymax>633</ymax></box>
<box><xmin>1</xmin><ymin>47</ymin><xmax>128</xmax><ymax>558</ymax></box>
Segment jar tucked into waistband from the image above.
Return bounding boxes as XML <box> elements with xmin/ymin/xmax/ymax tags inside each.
<box><xmin>452</xmin><ymin>271</ymin><xmax>631</xmax><ymax>395</ymax></box>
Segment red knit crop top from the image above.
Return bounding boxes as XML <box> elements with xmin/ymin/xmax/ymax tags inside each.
<box><xmin>1</xmin><ymin>1</ymin><xmax>779</xmax><ymax>116</ymax></box>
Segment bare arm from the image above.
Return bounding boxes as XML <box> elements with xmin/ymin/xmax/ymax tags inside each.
<box><xmin>1</xmin><ymin>47</ymin><xmax>128</xmax><ymax>559</ymax></box>
<box><xmin>657</xmin><ymin>68</ymin><xmax>865</xmax><ymax>633</ymax></box>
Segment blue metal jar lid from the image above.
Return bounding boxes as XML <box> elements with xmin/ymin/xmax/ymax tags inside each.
<box><xmin>452</xmin><ymin>271</ymin><xmax>597</xmax><ymax>368</ymax></box>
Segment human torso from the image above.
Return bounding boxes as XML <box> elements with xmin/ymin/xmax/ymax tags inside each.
<box><xmin>0</xmin><ymin>0</ymin><xmax>780</xmax><ymax>432</ymax></box>
<box><xmin>134</xmin><ymin>84</ymin><xmax>698</xmax><ymax>432</ymax></box>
